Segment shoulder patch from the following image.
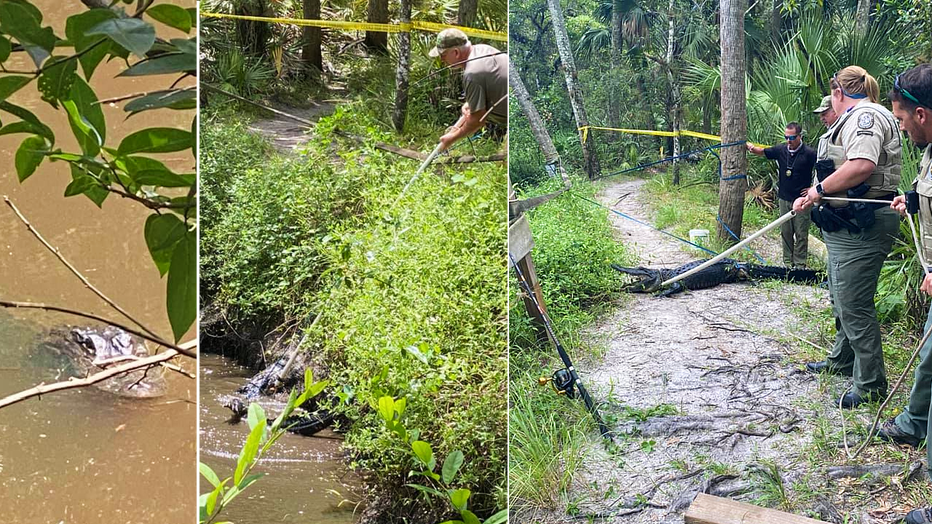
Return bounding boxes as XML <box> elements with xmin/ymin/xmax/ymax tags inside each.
<box><xmin>857</xmin><ymin>112</ymin><xmax>874</xmax><ymax>129</ymax></box>
<box><xmin>856</xmin><ymin>130</ymin><xmax>874</xmax><ymax>137</ymax></box>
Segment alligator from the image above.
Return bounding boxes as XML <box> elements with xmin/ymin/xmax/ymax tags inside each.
<box><xmin>222</xmin><ymin>355</ymin><xmax>334</xmax><ymax>437</ymax></box>
<box><xmin>36</xmin><ymin>325</ymin><xmax>167</xmax><ymax>398</ymax></box>
<box><xmin>611</xmin><ymin>259</ymin><xmax>821</xmax><ymax>297</ymax></box>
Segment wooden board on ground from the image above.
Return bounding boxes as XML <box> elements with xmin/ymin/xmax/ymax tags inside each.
<box><xmin>685</xmin><ymin>494</ymin><xmax>825</xmax><ymax>524</ymax></box>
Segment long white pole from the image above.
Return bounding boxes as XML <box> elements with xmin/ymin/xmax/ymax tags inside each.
<box><xmin>660</xmin><ymin>210</ymin><xmax>796</xmax><ymax>288</ymax></box>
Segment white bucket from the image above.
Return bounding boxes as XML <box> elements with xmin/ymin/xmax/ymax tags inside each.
<box><xmin>689</xmin><ymin>229</ymin><xmax>710</xmax><ymax>249</ymax></box>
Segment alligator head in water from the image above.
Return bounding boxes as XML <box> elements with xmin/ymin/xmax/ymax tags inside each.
<box><xmin>39</xmin><ymin>326</ymin><xmax>167</xmax><ymax>398</ymax></box>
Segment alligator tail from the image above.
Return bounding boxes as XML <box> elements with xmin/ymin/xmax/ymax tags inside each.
<box><xmin>745</xmin><ymin>264</ymin><xmax>821</xmax><ymax>284</ymax></box>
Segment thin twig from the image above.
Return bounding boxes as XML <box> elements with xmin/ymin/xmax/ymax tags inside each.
<box><xmin>4</xmin><ymin>196</ymin><xmax>163</xmax><ymax>340</ymax></box>
<box><xmin>0</xmin><ymin>300</ymin><xmax>195</xmax><ymax>358</ymax></box>
<box><xmin>0</xmin><ymin>349</ymin><xmax>183</xmax><ymax>409</ymax></box>
<box><xmin>788</xmin><ymin>331</ymin><xmax>826</xmax><ymax>352</ymax></box>
<box><xmin>95</xmin><ymin>87</ymin><xmax>195</xmax><ymax>105</ymax></box>
<box><xmin>106</xmin><ymin>187</ymin><xmax>194</xmax><ymax>210</ymax></box>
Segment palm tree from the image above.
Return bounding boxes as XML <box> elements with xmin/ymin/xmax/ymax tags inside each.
<box><xmin>717</xmin><ymin>0</ymin><xmax>748</xmax><ymax>242</ymax></box>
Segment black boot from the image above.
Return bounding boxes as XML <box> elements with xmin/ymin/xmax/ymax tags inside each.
<box><xmin>906</xmin><ymin>508</ymin><xmax>932</xmax><ymax>524</ymax></box>
<box><xmin>805</xmin><ymin>360</ymin><xmax>852</xmax><ymax>377</ymax></box>
<box><xmin>836</xmin><ymin>390</ymin><xmax>883</xmax><ymax>409</ymax></box>
<box><xmin>876</xmin><ymin>418</ymin><xmax>922</xmax><ymax>448</ymax></box>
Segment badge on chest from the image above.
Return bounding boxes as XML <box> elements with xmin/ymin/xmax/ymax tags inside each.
<box><xmin>857</xmin><ymin>112</ymin><xmax>874</xmax><ymax>129</ymax></box>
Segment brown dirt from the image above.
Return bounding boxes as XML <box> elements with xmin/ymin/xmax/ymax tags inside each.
<box><xmin>518</xmin><ymin>178</ymin><xmax>928</xmax><ymax>524</ymax></box>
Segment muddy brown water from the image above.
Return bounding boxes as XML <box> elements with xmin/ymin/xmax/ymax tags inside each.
<box><xmin>199</xmin><ymin>354</ymin><xmax>360</xmax><ymax>523</ymax></box>
<box><xmin>0</xmin><ymin>1</ymin><xmax>196</xmax><ymax>523</ymax></box>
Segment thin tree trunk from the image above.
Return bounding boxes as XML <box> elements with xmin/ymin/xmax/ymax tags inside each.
<box><xmin>770</xmin><ymin>0</ymin><xmax>782</xmax><ymax>45</ymax></box>
<box><xmin>855</xmin><ymin>0</ymin><xmax>870</xmax><ymax>37</ymax></box>
<box><xmin>302</xmin><ymin>0</ymin><xmax>322</xmax><ymax>78</ymax></box>
<box><xmin>546</xmin><ymin>0</ymin><xmax>601</xmax><ymax>178</ymax></box>
<box><xmin>392</xmin><ymin>0</ymin><xmax>411</xmax><ymax>131</ymax></box>
<box><xmin>457</xmin><ymin>0</ymin><xmax>479</xmax><ymax>27</ymax></box>
<box><xmin>717</xmin><ymin>0</ymin><xmax>748</xmax><ymax>242</ymax></box>
<box><xmin>611</xmin><ymin>0</ymin><xmax>622</xmax><ymax>59</ymax></box>
<box><xmin>666</xmin><ymin>0</ymin><xmax>681</xmax><ymax>184</ymax></box>
<box><xmin>510</xmin><ymin>60</ymin><xmax>568</xmax><ymax>182</ymax></box>
<box><xmin>235</xmin><ymin>0</ymin><xmax>271</xmax><ymax>58</ymax></box>
<box><xmin>365</xmin><ymin>0</ymin><xmax>388</xmax><ymax>54</ymax></box>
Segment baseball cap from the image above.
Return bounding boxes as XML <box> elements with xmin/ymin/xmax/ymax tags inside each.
<box><xmin>428</xmin><ymin>29</ymin><xmax>469</xmax><ymax>57</ymax></box>
<box><xmin>813</xmin><ymin>95</ymin><xmax>832</xmax><ymax>114</ymax></box>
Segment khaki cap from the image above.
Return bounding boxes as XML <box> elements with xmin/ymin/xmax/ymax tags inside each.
<box><xmin>813</xmin><ymin>95</ymin><xmax>833</xmax><ymax>114</ymax></box>
<box><xmin>428</xmin><ymin>28</ymin><xmax>469</xmax><ymax>57</ymax></box>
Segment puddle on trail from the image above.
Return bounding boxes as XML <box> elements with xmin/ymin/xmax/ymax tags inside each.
<box><xmin>0</xmin><ymin>1</ymin><xmax>196</xmax><ymax>522</ymax></box>
<box><xmin>199</xmin><ymin>354</ymin><xmax>360</xmax><ymax>523</ymax></box>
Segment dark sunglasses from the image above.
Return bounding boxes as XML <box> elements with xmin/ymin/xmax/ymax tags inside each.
<box><xmin>894</xmin><ymin>74</ymin><xmax>927</xmax><ymax>108</ymax></box>
<box><xmin>785</xmin><ymin>134</ymin><xmax>798</xmax><ymax>140</ymax></box>
<box><xmin>831</xmin><ymin>72</ymin><xmax>867</xmax><ymax>100</ymax></box>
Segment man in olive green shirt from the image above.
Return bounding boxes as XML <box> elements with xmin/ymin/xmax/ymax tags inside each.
<box><xmin>428</xmin><ymin>29</ymin><xmax>507</xmax><ymax>150</ymax></box>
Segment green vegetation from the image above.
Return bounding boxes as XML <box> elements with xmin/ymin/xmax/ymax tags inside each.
<box><xmin>0</xmin><ymin>0</ymin><xmax>197</xmax><ymax>340</ymax></box>
<box><xmin>200</xmin><ymin>52</ymin><xmax>506</xmax><ymax>523</ymax></box>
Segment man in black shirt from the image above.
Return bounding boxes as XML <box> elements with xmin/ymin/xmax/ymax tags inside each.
<box><xmin>748</xmin><ymin>122</ymin><xmax>818</xmax><ymax>267</ymax></box>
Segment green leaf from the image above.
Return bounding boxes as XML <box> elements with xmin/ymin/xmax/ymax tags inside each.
<box><xmin>68</xmin><ymin>164</ymin><xmax>108</xmax><ymax>207</ymax></box>
<box><xmin>65</xmin><ymin>9</ymin><xmax>117</xmax><ymax>79</ymax></box>
<box><xmin>171</xmin><ymin>37</ymin><xmax>195</xmax><ymax>55</ymax></box>
<box><xmin>63</xmin><ymin>174</ymin><xmax>99</xmax><ymax>197</ymax></box>
<box><xmin>378</xmin><ymin>396</ymin><xmax>394</xmax><ymax>423</ymax></box>
<box><xmin>205</xmin><ymin>483</ymin><xmax>223</xmax><ymax>517</ymax></box>
<box><xmin>135</xmin><ymin>169</ymin><xmax>194</xmax><ymax>188</ymax></box>
<box><xmin>441</xmin><ymin>450</ymin><xmax>464</xmax><ymax>484</ymax></box>
<box><xmin>0</xmin><ymin>76</ymin><xmax>33</xmax><ymax>104</ymax></box>
<box><xmin>119</xmin><ymin>52</ymin><xmax>195</xmax><ymax>77</ymax></box>
<box><xmin>87</xmin><ymin>18</ymin><xmax>155</xmax><ymax>58</ymax></box>
<box><xmin>234</xmin><ymin>412</ymin><xmax>266</xmax><ymax>485</ymax></box>
<box><xmin>37</xmin><ymin>56</ymin><xmax>78</xmax><ymax>109</ymax></box>
<box><xmin>0</xmin><ymin>101</ymin><xmax>54</xmax><ymax>143</ymax></box>
<box><xmin>271</xmin><ymin>388</ymin><xmax>299</xmax><ymax>432</ymax></box>
<box><xmin>483</xmin><ymin>509</ymin><xmax>509</xmax><ymax>524</ymax></box>
<box><xmin>0</xmin><ymin>121</ymin><xmax>46</xmax><ymax>138</ymax></box>
<box><xmin>64</xmin><ymin>77</ymin><xmax>105</xmax><ymax>156</ymax></box>
<box><xmin>246</xmin><ymin>402</ymin><xmax>266</xmax><ymax>431</ymax></box>
<box><xmin>0</xmin><ymin>3</ymin><xmax>55</xmax><ymax>67</ymax></box>
<box><xmin>450</xmin><ymin>488</ymin><xmax>470</xmax><ymax>511</ymax></box>
<box><xmin>144</xmin><ymin>214</ymin><xmax>186</xmax><ymax>276</ymax></box>
<box><xmin>0</xmin><ymin>36</ymin><xmax>11</xmax><ymax>62</ymax></box>
<box><xmin>199</xmin><ymin>462</ymin><xmax>221</xmax><ymax>488</ymax></box>
<box><xmin>405</xmin><ymin>344</ymin><xmax>429</xmax><ymax>365</ymax></box>
<box><xmin>411</xmin><ymin>441</ymin><xmax>434</xmax><ymax>470</ymax></box>
<box><xmin>15</xmin><ymin>135</ymin><xmax>49</xmax><ymax>182</ymax></box>
<box><xmin>118</xmin><ymin>127</ymin><xmax>193</xmax><ymax>155</ymax></box>
<box><xmin>146</xmin><ymin>4</ymin><xmax>192</xmax><ymax>33</ymax></box>
<box><xmin>460</xmin><ymin>510</ymin><xmax>480</xmax><ymax>524</ymax></box>
<box><xmin>124</xmin><ymin>89</ymin><xmax>196</xmax><ymax>114</ymax></box>
<box><xmin>394</xmin><ymin>397</ymin><xmax>406</xmax><ymax>416</ymax></box>
<box><xmin>166</xmin><ymin>230</ymin><xmax>196</xmax><ymax>341</ymax></box>
<box><xmin>237</xmin><ymin>472</ymin><xmax>264</xmax><ymax>491</ymax></box>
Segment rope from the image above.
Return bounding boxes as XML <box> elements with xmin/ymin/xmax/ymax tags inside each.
<box><xmin>593</xmin><ymin>141</ymin><xmax>747</xmax><ymax>181</ymax></box>
<box><xmin>571</xmin><ymin>193</ymin><xmax>717</xmax><ymax>256</ymax></box>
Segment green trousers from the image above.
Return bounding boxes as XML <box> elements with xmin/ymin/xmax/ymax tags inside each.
<box><xmin>823</xmin><ymin>207</ymin><xmax>899</xmax><ymax>396</ymax></box>
<box><xmin>894</xmin><ymin>301</ymin><xmax>932</xmax><ymax>447</ymax></box>
<box><xmin>779</xmin><ymin>198</ymin><xmax>811</xmax><ymax>267</ymax></box>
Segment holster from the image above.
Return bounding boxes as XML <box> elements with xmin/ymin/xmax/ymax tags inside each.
<box><xmin>811</xmin><ymin>204</ymin><xmax>860</xmax><ymax>234</ymax></box>
<box><xmin>815</xmin><ymin>159</ymin><xmax>836</xmax><ymax>182</ymax></box>
<box><xmin>847</xmin><ymin>184</ymin><xmax>876</xmax><ymax>230</ymax></box>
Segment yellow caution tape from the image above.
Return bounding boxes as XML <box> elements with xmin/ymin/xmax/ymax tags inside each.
<box><xmin>201</xmin><ymin>12</ymin><xmax>507</xmax><ymax>41</ymax></box>
<box><xmin>579</xmin><ymin>125</ymin><xmax>767</xmax><ymax>149</ymax></box>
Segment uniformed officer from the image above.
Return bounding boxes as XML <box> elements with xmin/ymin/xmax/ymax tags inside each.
<box><xmin>793</xmin><ymin>65</ymin><xmax>902</xmax><ymax>408</ymax></box>
<box><xmin>813</xmin><ymin>94</ymin><xmax>838</xmax><ymax>129</ymax></box>
<box><xmin>883</xmin><ymin>63</ymin><xmax>932</xmax><ymax>524</ymax></box>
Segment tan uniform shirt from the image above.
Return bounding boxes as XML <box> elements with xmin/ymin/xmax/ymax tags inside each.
<box><xmin>916</xmin><ymin>144</ymin><xmax>932</xmax><ymax>262</ymax></box>
<box><xmin>463</xmin><ymin>44</ymin><xmax>507</xmax><ymax>125</ymax></box>
<box><xmin>837</xmin><ymin>102</ymin><xmax>900</xmax><ymax>165</ymax></box>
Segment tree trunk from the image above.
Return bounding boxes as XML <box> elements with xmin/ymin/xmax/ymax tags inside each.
<box><xmin>365</xmin><ymin>0</ymin><xmax>388</xmax><ymax>54</ymax></box>
<box><xmin>457</xmin><ymin>0</ymin><xmax>479</xmax><ymax>28</ymax></box>
<box><xmin>611</xmin><ymin>0</ymin><xmax>622</xmax><ymax>59</ymax></box>
<box><xmin>235</xmin><ymin>0</ymin><xmax>270</xmax><ymax>58</ymax></box>
<box><xmin>302</xmin><ymin>0</ymin><xmax>322</xmax><ymax>78</ymax></box>
<box><xmin>770</xmin><ymin>0</ymin><xmax>782</xmax><ymax>45</ymax></box>
<box><xmin>510</xmin><ymin>60</ymin><xmax>568</xmax><ymax>181</ymax></box>
<box><xmin>546</xmin><ymin>0</ymin><xmax>601</xmax><ymax>179</ymax></box>
<box><xmin>392</xmin><ymin>0</ymin><xmax>411</xmax><ymax>132</ymax></box>
<box><xmin>855</xmin><ymin>0</ymin><xmax>870</xmax><ymax>37</ymax></box>
<box><xmin>666</xmin><ymin>0</ymin><xmax>681</xmax><ymax>184</ymax></box>
<box><xmin>717</xmin><ymin>0</ymin><xmax>748</xmax><ymax>242</ymax></box>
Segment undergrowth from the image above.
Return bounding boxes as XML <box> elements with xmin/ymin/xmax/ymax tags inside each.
<box><xmin>200</xmin><ymin>82</ymin><xmax>506</xmax><ymax>520</ymax></box>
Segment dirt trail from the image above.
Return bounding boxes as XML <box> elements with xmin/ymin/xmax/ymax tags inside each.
<box><xmin>248</xmin><ymin>100</ymin><xmax>338</xmax><ymax>153</ymax></box>
<box><xmin>557</xmin><ymin>178</ymin><xmax>924</xmax><ymax>523</ymax></box>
